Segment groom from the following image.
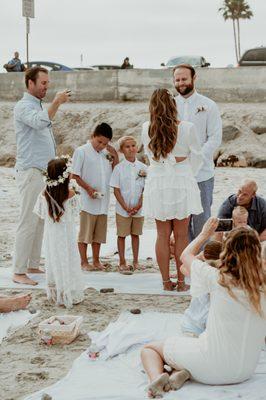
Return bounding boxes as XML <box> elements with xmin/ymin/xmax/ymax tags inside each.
<box><xmin>13</xmin><ymin>66</ymin><xmax>70</xmax><ymax>285</ymax></box>
<box><xmin>173</xmin><ymin>64</ymin><xmax>222</xmax><ymax>240</ymax></box>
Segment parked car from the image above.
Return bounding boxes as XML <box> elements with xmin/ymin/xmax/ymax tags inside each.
<box><xmin>238</xmin><ymin>47</ymin><xmax>266</xmax><ymax>66</ymax></box>
<box><xmin>24</xmin><ymin>61</ymin><xmax>74</xmax><ymax>71</ymax></box>
<box><xmin>161</xmin><ymin>55</ymin><xmax>210</xmax><ymax>68</ymax></box>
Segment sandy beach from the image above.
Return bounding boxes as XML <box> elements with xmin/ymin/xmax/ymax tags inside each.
<box><xmin>0</xmin><ymin>166</ymin><xmax>265</xmax><ymax>400</ymax></box>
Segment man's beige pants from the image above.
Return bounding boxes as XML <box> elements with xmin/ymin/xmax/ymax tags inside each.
<box><xmin>13</xmin><ymin>168</ymin><xmax>45</xmax><ymax>274</ymax></box>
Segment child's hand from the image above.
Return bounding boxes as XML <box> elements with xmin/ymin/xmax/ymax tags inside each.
<box><xmin>106</xmin><ymin>144</ymin><xmax>117</xmax><ymax>155</ymax></box>
<box><xmin>86</xmin><ymin>186</ymin><xmax>96</xmax><ymax>199</ymax></box>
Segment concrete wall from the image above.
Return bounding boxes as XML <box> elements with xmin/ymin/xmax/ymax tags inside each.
<box><xmin>0</xmin><ymin>67</ymin><xmax>265</xmax><ymax>102</ymax></box>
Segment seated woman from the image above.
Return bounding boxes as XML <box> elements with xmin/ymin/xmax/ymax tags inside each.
<box><xmin>141</xmin><ymin>218</ymin><xmax>266</xmax><ymax>398</ymax></box>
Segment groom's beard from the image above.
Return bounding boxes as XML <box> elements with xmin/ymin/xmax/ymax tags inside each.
<box><xmin>176</xmin><ymin>83</ymin><xmax>194</xmax><ymax>96</ymax></box>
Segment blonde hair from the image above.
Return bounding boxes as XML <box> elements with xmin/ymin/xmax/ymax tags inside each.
<box><xmin>148</xmin><ymin>89</ymin><xmax>179</xmax><ymax>160</ymax></box>
<box><xmin>218</xmin><ymin>228</ymin><xmax>266</xmax><ymax>316</ymax></box>
<box><xmin>232</xmin><ymin>206</ymin><xmax>248</xmax><ymax>218</ymax></box>
<box><xmin>118</xmin><ymin>136</ymin><xmax>137</xmax><ymax>152</ymax></box>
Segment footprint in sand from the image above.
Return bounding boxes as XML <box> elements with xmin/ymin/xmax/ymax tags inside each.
<box><xmin>30</xmin><ymin>356</ymin><xmax>46</xmax><ymax>365</ymax></box>
<box><xmin>16</xmin><ymin>371</ymin><xmax>49</xmax><ymax>382</ymax></box>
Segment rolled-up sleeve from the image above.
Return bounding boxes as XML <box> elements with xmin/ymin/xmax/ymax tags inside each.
<box><xmin>201</xmin><ymin>103</ymin><xmax>222</xmax><ymax>161</ymax></box>
<box><xmin>72</xmin><ymin>148</ymin><xmax>84</xmax><ymax>177</ymax></box>
<box><xmin>16</xmin><ymin>103</ymin><xmax>52</xmax><ymax>130</ymax></box>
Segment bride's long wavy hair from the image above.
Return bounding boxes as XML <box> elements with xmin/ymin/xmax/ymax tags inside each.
<box><xmin>218</xmin><ymin>227</ymin><xmax>266</xmax><ymax>316</ymax></box>
<box><xmin>148</xmin><ymin>89</ymin><xmax>179</xmax><ymax>160</ymax></box>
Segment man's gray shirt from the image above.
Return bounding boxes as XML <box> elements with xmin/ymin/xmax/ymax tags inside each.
<box><xmin>217</xmin><ymin>194</ymin><xmax>266</xmax><ymax>234</ymax></box>
<box><xmin>14</xmin><ymin>92</ymin><xmax>56</xmax><ymax>171</ymax></box>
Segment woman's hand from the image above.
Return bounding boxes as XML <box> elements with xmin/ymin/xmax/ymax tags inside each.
<box><xmin>201</xmin><ymin>217</ymin><xmax>219</xmax><ymax>239</ymax></box>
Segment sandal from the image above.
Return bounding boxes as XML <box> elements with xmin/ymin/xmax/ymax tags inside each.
<box><xmin>163</xmin><ymin>279</ymin><xmax>177</xmax><ymax>291</ymax></box>
<box><xmin>176</xmin><ymin>281</ymin><xmax>190</xmax><ymax>292</ymax></box>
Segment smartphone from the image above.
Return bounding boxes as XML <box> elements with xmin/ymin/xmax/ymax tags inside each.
<box><xmin>215</xmin><ymin>218</ymin><xmax>233</xmax><ymax>232</ymax></box>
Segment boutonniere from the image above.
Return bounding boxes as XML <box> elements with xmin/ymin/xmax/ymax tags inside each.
<box><xmin>105</xmin><ymin>152</ymin><xmax>114</xmax><ymax>162</ymax></box>
<box><xmin>136</xmin><ymin>169</ymin><xmax>147</xmax><ymax>180</ymax></box>
<box><xmin>196</xmin><ymin>106</ymin><xmax>207</xmax><ymax>114</ymax></box>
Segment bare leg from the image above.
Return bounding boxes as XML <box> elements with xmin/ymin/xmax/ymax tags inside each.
<box><xmin>131</xmin><ymin>234</ymin><xmax>140</xmax><ymax>269</ymax></box>
<box><xmin>92</xmin><ymin>242</ymin><xmax>105</xmax><ymax>270</ymax></box>
<box><xmin>27</xmin><ymin>268</ymin><xmax>44</xmax><ymax>274</ymax></box>
<box><xmin>117</xmin><ymin>236</ymin><xmax>129</xmax><ymax>271</ymax></box>
<box><xmin>13</xmin><ymin>274</ymin><xmax>38</xmax><ymax>286</ymax></box>
<box><xmin>78</xmin><ymin>242</ymin><xmax>92</xmax><ymax>270</ymax></box>
<box><xmin>0</xmin><ymin>294</ymin><xmax>32</xmax><ymax>313</ymax></box>
<box><xmin>155</xmin><ymin>220</ymin><xmax>175</xmax><ymax>291</ymax></box>
<box><xmin>172</xmin><ymin>218</ymin><xmax>190</xmax><ymax>292</ymax></box>
<box><xmin>141</xmin><ymin>341</ymin><xmax>170</xmax><ymax>397</ymax></box>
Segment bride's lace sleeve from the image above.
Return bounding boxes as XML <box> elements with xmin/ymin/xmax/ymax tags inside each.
<box><xmin>187</xmin><ymin>123</ymin><xmax>204</xmax><ymax>176</ymax></box>
<box><xmin>33</xmin><ymin>192</ymin><xmax>46</xmax><ymax>220</ymax></box>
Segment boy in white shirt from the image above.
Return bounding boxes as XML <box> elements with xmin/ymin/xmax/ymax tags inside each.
<box><xmin>110</xmin><ymin>136</ymin><xmax>147</xmax><ymax>272</ymax></box>
<box><xmin>72</xmin><ymin>123</ymin><xmax>118</xmax><ymax>271</ymax></box>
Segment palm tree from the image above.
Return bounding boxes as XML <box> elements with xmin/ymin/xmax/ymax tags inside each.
<box><xmin>219</xmin><ymin>0</ymin><xmax>253</xmax><ymax>63</ymax></box>
<box><xmin>234</xmin><ymin>0</ymin><xmax>253</xmax><ymax>60</ymax></box>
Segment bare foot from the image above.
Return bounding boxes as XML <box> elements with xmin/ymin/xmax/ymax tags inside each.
<box><xmin>147</xmin><ymin>373</ymin><xmax>170</xmax><ymax>398</ymax></box>
<box><xmin>81</xmin><ymin>262</ymin><xmax>96</xmax><ymax>271</ymax></box>
<box><xmin>118</xmin><ymin>263</ymin><xmax>131</xmax><ymax>273</ymax></box>
<box><xmin>176</xmin><ymin>282</ymin><xmax>190</xmax><ymax>292</ymax></box>
<box><xmin>163</xmin><ymin>280</ymin><xmax>177</xmax><ymax>291</ymax></box>
<box><xmin>13</xmin><ymin>274</ymin><xmax>38</xmax><ymax>286</ymax></box>
<box><xmin>169</xmin><ymin>369</ymin><xmax>190</xmax><ymax>390</ymax></box>
<box><xmin>0</xmin><ymin>294</ymin><xmax>32</xmax><ymax>313</ymax></box>
<box><xmin>93</xmin><ymin>262</ymin><xmax>106</xmax><ymax>271</ymax></box>
<box><xmin>27</xmin><ymin>268</ymin><xmax>44</xmax><ymax>274</ymax></box>
<box><xmin>133</xmin><ymin>262</ymin><xmax>145</xmax><ymax>270</ymax></box>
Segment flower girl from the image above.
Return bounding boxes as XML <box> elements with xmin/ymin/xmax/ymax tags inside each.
<box><xmin>34</xmin><ymin>156</ymin><xmax>84</xmax><ymax>308</ymax></box>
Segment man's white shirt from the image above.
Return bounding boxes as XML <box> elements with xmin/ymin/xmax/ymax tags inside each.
<box><xmin>175</xmin><ymin>91</ymin><xmax>222</xmax><ymax>182</ymax></box>
<box><xmin>72</xmin><ymin>142</ymin><xmax>112</xmax><ymax>215</ymax></box>
<box><xmin>110</xmin><ymin>159</ymin><xmax>147</xmax><ymax>217</ymax></box>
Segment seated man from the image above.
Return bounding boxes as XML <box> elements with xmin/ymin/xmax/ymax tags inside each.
<box><xmin>215</xmin><ymin>179</ymin><xmax>266</xmax><ymax>241</ymax></box>
<box><xmin>0</xmin><ymin>293</ymin><xmax>31</xmax><ymax>313</ymax></box>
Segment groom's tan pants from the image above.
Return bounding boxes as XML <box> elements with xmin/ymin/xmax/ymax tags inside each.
<box><xmin>13</xmin><ymin>168</ymin><xmax>45</xmax><ymax>274</ymax></box>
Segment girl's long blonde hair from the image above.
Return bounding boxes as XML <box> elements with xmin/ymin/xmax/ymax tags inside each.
<box><xmin>148</xmin><ymin>89</ymin><xmax>179</xmax><ymax>160</ymax></box>
<box><xmin>218</xmin><ymin>227</ymin><xmax>266</xmax><ymax>316</ymax></box>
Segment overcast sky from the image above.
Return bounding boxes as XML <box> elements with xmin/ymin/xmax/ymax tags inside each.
<box><xmin>0</xmin><ymin>0</ymin><xmax>265</xmax><ymax>71</ymax></box>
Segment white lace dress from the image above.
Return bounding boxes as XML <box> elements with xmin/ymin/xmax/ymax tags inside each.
<box><xmin>141</xmin><ymin>120</ymin><xmax>203</xmax><ymax>221</ymax></box>
<box><xmin>34</xmin><ymin>193</ymin><xmax>84</xmax><ymax>308</ymax></box>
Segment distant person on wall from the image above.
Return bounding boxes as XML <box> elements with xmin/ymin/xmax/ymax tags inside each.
<box><xmin>174</xmin><ymin>64</ymin><xmax>222</xmax><ymax>242</ymax></box>
<box><xmin>13</xmin><ymin>66</ymin><xmax>71</xmax><ymax>286</ymax></box>
<box><xmin>4</xmin><ymin>51</ymin><xmax>25</xmax><ymax>72</ymax></box>
<box><xmin>121</xmin><ymin>57</ymin><xmax>133</xmax><ymax>69</ymax></box>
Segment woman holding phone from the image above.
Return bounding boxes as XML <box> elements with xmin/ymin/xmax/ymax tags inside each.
<box><xmin>141</xmin><ymin>218</ymin><xmax>266</xmax><ymax>398</ymax></box>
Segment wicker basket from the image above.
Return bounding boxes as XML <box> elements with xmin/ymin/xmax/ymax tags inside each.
<box><xmin>38</xmin><ymin>315</ymin><xmax>83</xmax><ymax>345</ymax></box>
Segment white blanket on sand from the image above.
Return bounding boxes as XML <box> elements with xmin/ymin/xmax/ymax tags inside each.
<box><xmin>0</xmin><ymin>310</ymin><xmax>36</xmax><ymax>344</ymax></box>
<box><xmin>25</xmin><ymin>312</ymin><xmax>266</xmax><ymax>400</ymax></box>
<box><xmin>0</xmin><ymin>269</ymin><xmax>188</xmax><ymax>296</ymax></box>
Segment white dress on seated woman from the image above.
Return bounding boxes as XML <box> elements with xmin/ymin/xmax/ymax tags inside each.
<box><xmin>141</xmin><ymin>120</ymin><xmax>203</xmax><ymax>221</ymax></box>
<box><xmin>163</xmin><ymin>259</ymin><xmax>266</xmax><ymax>384</ymax></box>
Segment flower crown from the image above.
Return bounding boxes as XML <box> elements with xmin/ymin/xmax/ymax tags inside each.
<box><xmin>44</xmin><ymin>155</ymin><xmax>72</xmax><ymax>187</ymax></box>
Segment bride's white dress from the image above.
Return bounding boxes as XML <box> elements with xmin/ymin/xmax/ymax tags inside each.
<box><xmin>34</xmin><ymin>193</ymin><xmax>84</xmax><ymax>308</ymax></box>
<box><xmin>141</xmin><ymin>120</ymin><xmax>203</xmax><ymax>221</ymax></box>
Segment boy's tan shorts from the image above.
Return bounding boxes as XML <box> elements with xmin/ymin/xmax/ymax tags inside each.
<box><xmin>78</xmin><ymin>211</ymin><xmax>107</xmax><ymax>244</ymax></box>
<box><xmin>116</xmin><ymin>214</ymin><xmax>144</xmax><ymax>237</ymax></box>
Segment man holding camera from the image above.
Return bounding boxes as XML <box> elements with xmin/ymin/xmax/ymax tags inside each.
<box><xmin>216</xmin><ymin>180</ymin><xmax>266</xmax><ymax>241</ymax></box>
<box><xmin>13</xmin><ymin>66</ymin><xmax>71</xmax><ymax>285</ymax></box>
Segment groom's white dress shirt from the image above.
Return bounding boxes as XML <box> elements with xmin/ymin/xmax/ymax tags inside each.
<box><xmin>175</xmin><ymin>91</ymin><xmax>222</xmax><ymax>183</ymax></box>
